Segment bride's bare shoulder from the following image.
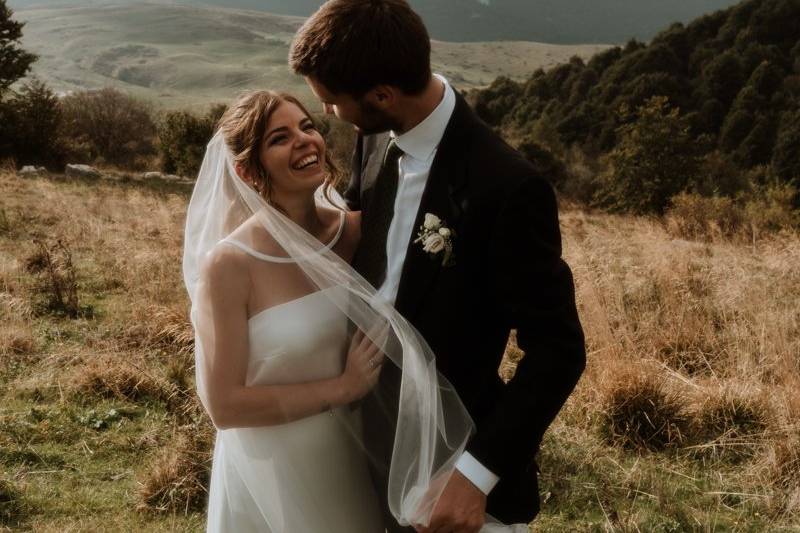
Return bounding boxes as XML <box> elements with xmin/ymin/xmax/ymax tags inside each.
<box><xmin>200</xmin><ymin>243</ymin><xmax>248</xmax><ymax>287</ymax></box>
<box><xmin>343</xmin><ymin>209</ymin><xmax>361</xmax><ymax>241</ymax></box>
<box><xmin>334</xmin><ymin>209</ymin><xmax>361</xmax><ymax>261</ymax></box>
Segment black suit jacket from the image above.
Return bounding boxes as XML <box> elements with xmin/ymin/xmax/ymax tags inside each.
<box><xmin>346</xmin><ymin>93</ymin><xmax>585</xmax><ymax>524</ymax></box>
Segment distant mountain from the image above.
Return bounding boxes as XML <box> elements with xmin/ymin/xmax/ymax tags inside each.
<box><xmin>9</xmin><ymin>0</ymin><xmax>742</xmax><ymax>44</ymax></box>
<box><xmin>11</xmin><ymin>2</ymin><xmax>609</xmax><ymax>108</ymax></box>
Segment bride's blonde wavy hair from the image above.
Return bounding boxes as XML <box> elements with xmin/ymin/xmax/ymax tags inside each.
<box><xmin>217</xmin><ymin>90</ymin><xmax>341</xmax><ymax>210</ymax></box>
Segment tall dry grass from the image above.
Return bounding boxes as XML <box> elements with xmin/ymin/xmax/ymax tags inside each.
<box><xmin>553</xmin><ymin>207</ymin><xmax>800</xmax><ymax>522</ymax></box>
<box><xmin>2</xmin><ymin>168</ymin><xmax>799</xmax><ymax>529</ymax></box>
<box><xmin>0</xmin><ymin>170</ymin><xmax>206</xmax><ymax>528</ymax></box>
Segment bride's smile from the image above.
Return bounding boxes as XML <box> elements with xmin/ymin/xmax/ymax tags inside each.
<box><xmin>291</xmin><ymin>152</ymin><xmax>319</xmax><ymax>171</ymax></box>
<box><xmin>259</xmin><ymin>102</ymin><xmax>327</xmax><ymax>194</ymax></box>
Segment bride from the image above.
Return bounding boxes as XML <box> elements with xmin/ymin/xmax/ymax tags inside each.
<box><xmin>182</xmin><ymin>91</ymin><xmax>478</xmax><ymax>532</ymax></box>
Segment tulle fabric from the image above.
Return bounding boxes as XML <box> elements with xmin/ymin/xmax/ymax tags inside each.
<box><xmin>183</xmin><ymin>131</ymin><xmax>525</xmax><ymax>531</ymax></box>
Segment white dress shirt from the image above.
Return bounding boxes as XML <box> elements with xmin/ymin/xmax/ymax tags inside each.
<box><xmin>376</xmin><ymin>74</ymin><xmax>500</xmax><ymax>495</ymax></box>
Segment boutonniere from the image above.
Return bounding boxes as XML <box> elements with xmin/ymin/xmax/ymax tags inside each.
<box><xmin>414</xmin><ymin>213</ymin><xmax>456</xmax><ymax>267</ymax></box>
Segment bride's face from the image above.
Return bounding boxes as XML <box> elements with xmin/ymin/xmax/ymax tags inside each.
<box><xmin>258</xmin><ymin>102</ymin><xmax>327</xmax><ymax>197</ymax></box>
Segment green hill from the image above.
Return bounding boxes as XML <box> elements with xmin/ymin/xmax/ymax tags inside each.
<box><xmin>13</xmin><ymin>2</ymin><xmax>610</xmax><ymax>109</ymax></box>
<box><xmin>472</xmin><ymin>0</ymin><xmax>800</xmax><ymax>184</ymax></box>
<box><xmin>10</xmin><ymin>0</ymin><xmax>741</xmax><ymax>44</ymax></box>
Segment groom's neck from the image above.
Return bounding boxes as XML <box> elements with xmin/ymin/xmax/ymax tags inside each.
<box><xmin>393</xmin><ymin>76</ymin><xmax>445</xmax><ymax>135</ymax></box>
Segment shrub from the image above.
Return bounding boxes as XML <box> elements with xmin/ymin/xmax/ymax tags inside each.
<box><xmin>560</xmin><ymin>144</ymin><xmax>603</xmax><ymax>204</ymax></box>
<box><xmin>158</xmin><ymin>104</ymin><xmax>225</xmax><ymax>178</ymax></box>
<box><xmin>665</xmin><ymin>192</ymin><xmax>746</xmax><ymax>241</ymax></box>
<box><xmin>60</xmin><ymin>88</ymin><xmax>157</xmax><ymax>169</ymax></box>
<box><xmin>515</xmin><ymin>136</ymin><xmax>567</xmax><ymax>189</ymax></box>
<box><xmin>72</xmin><ymin>354</ymin><xmax>174</xmax><ymax>404</ymax></box>
<box><xmin>744</xmin><ymin>181</ymin><xmax>800</xmax><ymax>236</ymax></box>
<box><xmin>0</xmin><ymin>79</ymin><xmax>64</xmax><ymax>169</ymax></box>
<box><xmin>687</xmin><ymin>385</ymin><xmax>770</xmax><ymax>462</ymax></box>
<box><xmin>595</xmin><ymin>96</ymin><xmax>702</xmax><ymax>214</ymax></box>
<box><xmin>25</xmin><ymin>239</ymin><xmax>82</xmax><ymax>318</ymax></box>
<box><xmin>0</xmin><ymin>477</ymin><xmax>29</xmax><ymax>527</ymax></box>
<box><xmin>136</xmin><ymin>428</ymin><xmax>213</xmax><ymax>513</ymax></box>
<box><xmin>600</xmin><ymin>371</ymin><xmax>689</xmax><ymax>451</ymax></box>
<box><xmin>666</xmin><ymin>182</ymin><xmax>799</xmax><ymax>243</ymax></box>
<box><xmin>471</xmin><ymin>76</ymin><xmax>521</xmax><ymax>127</ymax></box>
<box><xmin>693</xmin><ymin>150</ymin><xmax>749</xmax><ymax>197</ymax></box>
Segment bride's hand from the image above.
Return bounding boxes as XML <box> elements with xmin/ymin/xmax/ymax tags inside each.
<box><xmin>339</xmin><ymin>328</ymin><xmax>386</xmax><ymax>403</ymax></box>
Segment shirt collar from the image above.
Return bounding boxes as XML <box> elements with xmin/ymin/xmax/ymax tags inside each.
<box><xmin>391</xmin><ymin>74</ymin><xmax>456</xmax><ymax>162</ymax></box>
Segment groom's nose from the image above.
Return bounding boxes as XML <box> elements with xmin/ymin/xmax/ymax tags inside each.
<box><xmin>323</xmin><ymin>103</ymin><xmax>335</xmax><ymax>115</ymax></box>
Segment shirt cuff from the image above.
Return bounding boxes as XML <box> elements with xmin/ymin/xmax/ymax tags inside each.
<box><xmin>454</xmin><ymin>452</ymin><xmax>500</xmax><ymax>495</ymax></box>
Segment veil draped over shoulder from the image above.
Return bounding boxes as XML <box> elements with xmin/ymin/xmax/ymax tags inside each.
<box><xmin>182</xmin><ymin>131</ymin><xmax>522</xmax><ymax>531</ymax></box>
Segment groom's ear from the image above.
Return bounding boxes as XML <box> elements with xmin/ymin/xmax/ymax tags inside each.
<box><xmin>365</xmin><ymin>85</ymin><xmax>397</xmax><ymax>110</ymax></box>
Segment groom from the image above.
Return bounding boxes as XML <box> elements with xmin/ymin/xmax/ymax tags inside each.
<box><xmin>290</xmin><ymin>1</ymin><xmax>585</xmax><ymax>531</ymax></box>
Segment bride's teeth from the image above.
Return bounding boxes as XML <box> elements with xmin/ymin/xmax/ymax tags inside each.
<box><xmin>294</xmin><ymin>155</ymin><xmax>318</xmax><ymax>170</ymax></box>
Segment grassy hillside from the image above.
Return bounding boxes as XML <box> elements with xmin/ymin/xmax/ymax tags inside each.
<box><xmin>471</xmin><ymin>0</ymin><xmax>800</xmax><ymax>180</ymax></box>
<box><xmin>13</xmin><ymin>2</ymin><xmax>610</xmax><ymax>110</ymax></box>
<box><xmin>1</xmin><ymin>169</ymin><xmax>799</xmax><ymax>530</ymax></box>
<box><xmin>9</xmin><ymin>0</ymin><xmax>741</xmax><ymax>44</ymax></box>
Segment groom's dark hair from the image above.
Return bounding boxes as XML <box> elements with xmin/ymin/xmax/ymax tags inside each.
<box><xmin>289</xmin><ymin>0</ymin><xmax>431</xmax><ymax>97</ymax></box>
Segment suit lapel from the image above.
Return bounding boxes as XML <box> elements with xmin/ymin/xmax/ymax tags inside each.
<box><xmin>359</xmin><ymin>134</ymin><xmax>392</xmax><ymax>203</ymax></box>
<box><xmin>394</xmin><ymin>95</ymin><xmax>471</xmax><ymax>318</ymax></box>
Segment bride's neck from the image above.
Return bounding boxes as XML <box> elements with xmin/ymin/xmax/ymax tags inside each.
<box><xmin>276</xmin><ymin>194</ymin><xmax>325</xmax><ymax>236</ymax></box>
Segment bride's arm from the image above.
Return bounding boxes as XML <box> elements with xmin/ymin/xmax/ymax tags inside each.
<box><xmin>194</xmin><ymin>248</ymin><xmax>382</xmax><ymax>430</ymax></box>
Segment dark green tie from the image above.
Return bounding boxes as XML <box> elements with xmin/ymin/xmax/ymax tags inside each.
<box><xmin>353</xmin><ymin>140</ymin><xmax>404</xmax><ymax>288</ymax></box>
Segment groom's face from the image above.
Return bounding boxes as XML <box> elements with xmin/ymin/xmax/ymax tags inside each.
<box><xmin>305</xmin><ymin>77</ymin><xmax>398</xmax><ymax>135</ymax></box>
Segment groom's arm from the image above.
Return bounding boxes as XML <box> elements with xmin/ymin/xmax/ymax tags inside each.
<box><xmin>468</xmin><ymin>175</ymin><xmax>586</xmax><ymax>477</ymax></box>
<box><xmin>423</xmin><ymin>175</ymin><xmax>584</xmax><ymax>533</ymax></box>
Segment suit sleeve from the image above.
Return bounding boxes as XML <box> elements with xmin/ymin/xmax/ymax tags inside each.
<box><xmin>466</xmin><ymin>176</ymin><xmax>586</xmax><ymax>477</ymax></box>
<box><xmin>343</xmin><ymin>133</ymin><xmax>364</xmax><ymax>211</ymax></box>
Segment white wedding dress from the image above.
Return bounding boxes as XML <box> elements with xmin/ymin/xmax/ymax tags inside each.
<box><xmin>185</xmin><ymin>132</ymin><xmax>489</xmax><ymax>532</ymax></box>
<box><xmin>204</xmin><ymin>215</ymin><xmax>385</xmax><ymax>533</ymax></box>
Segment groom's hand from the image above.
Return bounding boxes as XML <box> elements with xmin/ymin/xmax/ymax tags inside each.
<box><xmin>416</xmin><ymin>470</ymin><xmax>486</xmax><ymax>533</ymax></box>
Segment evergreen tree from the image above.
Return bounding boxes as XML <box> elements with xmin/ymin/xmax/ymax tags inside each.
<box><xmin>470</xmin><ymin>0</ymin><xmax>800</xmax><ymax>183</ymax></box>
<box><xmin>0</xmin><ymin>0</ymin><xmax>38</xmax><ymax>164</ymax></box>
<box><xmin>772</xmin><ymin>109</ymin><xmax>800</xmax><ymax>182</ymax></box>
<box><xmin>516</xmin><ymin>136</ymin><xmax>566</xmax><ymax>189</ymax></box>
<box><xmin>0</xmin><ymin>0</ymin><xmax>37</xmax><ymax>94</ymax></box>
<box><xmin>597</xmin><ymin>96</ymin><xmax>701</xmax><ymax>214</ymax></box>
<box><xmin>10</xmin><ymin>79</ymin><xmax>63</xmax><ymax>168</ymax></box>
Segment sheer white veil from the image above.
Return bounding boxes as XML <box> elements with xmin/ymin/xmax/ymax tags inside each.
<box><xmin>183</xmin><ymin>128</ymin><xmax>493</xmax><ymax>529</ymax></box>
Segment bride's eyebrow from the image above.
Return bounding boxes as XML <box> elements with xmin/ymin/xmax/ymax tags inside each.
<box><xmin>264</xmin><ymin>126</ymin><xmax>288</xmax><ymax>140</ymax></box>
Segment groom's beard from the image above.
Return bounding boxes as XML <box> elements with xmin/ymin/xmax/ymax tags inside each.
<box><xmin>354</xmin><ymin>99</ymin><xmax>403</xmax><ymax>135</ymax></box>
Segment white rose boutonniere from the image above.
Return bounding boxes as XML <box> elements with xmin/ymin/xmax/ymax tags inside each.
<box><xmin>422</xmin><ymin>233</ymin><xmax>445</xmax><ymax>253</ymax></box>
<box><xmin>423</xmin><ymin>213</ymin><xmax>442</xmax><ymax>230</ymax></box>
<box><xmin>414</xmin><ymin>213</ymin><xmax>455</xmax><ymax>266</ymax></box>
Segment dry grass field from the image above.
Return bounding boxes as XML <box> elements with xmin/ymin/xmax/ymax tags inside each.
<box><xmin>1</xmin><ymin>169</ymin><xmax>799</xmax><ymax>531</ymax></box>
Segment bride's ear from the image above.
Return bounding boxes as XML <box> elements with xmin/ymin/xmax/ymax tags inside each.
<box><xmin>234</xmin><ymin>163</ymin><xmax>253</xmax><ymax>186</ymax></box>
